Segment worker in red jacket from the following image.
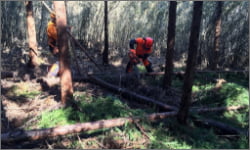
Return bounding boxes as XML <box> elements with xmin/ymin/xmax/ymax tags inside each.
<box><xmin>126</xmin><ymin>37</ymin><xmax>154</xmax><ymax>73</ymax></box>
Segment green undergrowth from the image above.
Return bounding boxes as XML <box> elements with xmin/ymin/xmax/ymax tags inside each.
<box><xmin>193</xmin><ymin>82</ymin><xmax>249</xmax><ymax>129</ymax></box>
<box><xmin>195</xmin><ymin>82</ymin><xmax>249</xmax><ymax>106</ymax></box>
<box><xmin>149</xmin><ymin>119</ymin><xmax>249</xmax><ymax>149</ymax></box>
<box><xmin>32</xmin><ymin>72</ymin><xmax>248</xmax><ymax>149</ymax></box>
<box><xmin>53</xmin><ymin>117</ymin><xmax>248</xmax><ymax>149</ymax></box>
<box><xmin>37</xmin><ymin>94</ymin><xmax>153</xmax><ymax>128</ymax></box>
<box><xmin>6</xmin><ymin>82</ymin><xmax>41</xmax><ymax>100</ymax></box>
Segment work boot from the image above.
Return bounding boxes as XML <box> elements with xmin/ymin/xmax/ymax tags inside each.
<box><xmin>145</xmin><ymin>63</ymin><xmax>154</xmax><ymax>73</ymax></box>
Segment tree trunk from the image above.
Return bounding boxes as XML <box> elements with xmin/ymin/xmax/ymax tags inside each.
<box><xmin>210</xmin><ymin>1</ymin><xmax>223</xmax><ymax>70</ymax></box>
<box><xmin>103</xmin><ymin>1</ymin><xmax>109</xmax><ymax>65</ymax></box>
<box><xmin>177</xmin><ymin>2</ymin><xmax>203</xmax><ymax>124</ymax></box>
<box><xmin>1</xmin><ymin>111</ymin><xmax>177</xmax><ymax>143</ymax></box>
<box><xmin>25</xmin><ymin>1</ymin><xmax>39</xmax><ymax>67</ymax></box>
<box><xmin>163</xmin><ymin>1</ymin><xmax>177</xmax><ymax>88</ymax></box>
<box><xmin>38</xmin><ymin>4</ymin><xmax>45</xmax><ymax>43</ymax></box>
<box><xmin>54</xmin><ymin>1</ymin><xmax>73</xmax><ymax>105</ymax></box>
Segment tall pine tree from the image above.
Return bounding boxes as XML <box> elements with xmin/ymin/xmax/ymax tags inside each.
<box><xmin>177</xmin><ymin>1</ymin><xmax>203</xmax><ymax>124</ymax></box>
<box><xmin>54</xmin><ymin>1</ymin><xmax>74</xmax><ymax>105</ymax></box>
<box><xmin>25</xmin><ymin>1</ymin><xmax>39</xmax><ymax>67</ymax></box>
<box><xmin>163</xmin><ymin>1</ymin><xmax>177</xmax><ymax>88</ymax></box>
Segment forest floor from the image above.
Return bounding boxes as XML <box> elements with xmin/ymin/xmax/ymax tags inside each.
<box><xmin>1</xmin><ymin>43</ymin><xmax>249</xmax><ymax>149</ymax></box>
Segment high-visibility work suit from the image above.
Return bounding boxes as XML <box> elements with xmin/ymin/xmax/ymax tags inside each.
<box><xmin>126</xmin><ymin>37</ymin><xmax>154</xmax><ymax>73</ymax></box>
<box><xmin>47</xmin><ymin>20</ymin><xmax>57</xmax><ymax>54</ymax></box>
<box><xmin>46</xmin><ymin>13</ymin><xmax>59</xmax><ymax>77</ymax></box>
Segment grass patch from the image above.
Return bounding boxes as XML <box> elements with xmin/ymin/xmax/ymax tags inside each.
<box><xmin>38</xmin><ymin>94</ymin><xmax>151</xmax><ymax>128</ymax></box>
<box><xmin>34</xmin><ymin>72</ymin><xmax>248</xmax><ymax>149</ymax></box>
<box><xmin>194</xmin><ymin>82</ymin><xmax>249</xmax><ymax>107</ymax></box>
<box><xmin>6</xmin><ymin>82</ymin><xmax>41</xmax><ymax>100</ymax></box>
<box><xmin>148</xmin><ymin>118</ymin><xmax>248</xmax><ymax>149</ymax></box>
<box><xmin>191</xmin><ymin>77</ymin><xmax>249</xmax><ymax>129</ymax></box>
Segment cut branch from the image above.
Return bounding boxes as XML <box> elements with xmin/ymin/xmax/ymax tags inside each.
<box><xmin>88</xmin><ymin>75</ymin><xmax>178</xmax><ymax>111</ymax></box>
<box><xmin>66</xmin><ymin>30</ymin><xmax>103</xmax><ymax>71</ymax></box>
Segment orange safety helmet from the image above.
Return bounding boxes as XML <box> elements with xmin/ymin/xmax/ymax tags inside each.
<box><xmin>143</xmin><ymin>37</ymin><xmax>154</xmax><ymax>49</ymax></box>
<box><xmin>50</xmin><ymin>12</ymin><xmax>56</xmax><ymax>19</ymax></box>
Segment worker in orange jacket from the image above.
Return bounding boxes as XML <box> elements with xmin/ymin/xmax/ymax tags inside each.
<box><xmin>47</xmin><ymin>12</ymin><xmax>59</xmax><ymax>56</ymax></box>
<box><xmin>46</xmin><ymin>12</ymin><xmax>59</xmax><ymax>77</ymax></box>
<box><xmin>126</xmin><ymin>37</ymin><xmax>154</xmax><ymax>73</ymax></box>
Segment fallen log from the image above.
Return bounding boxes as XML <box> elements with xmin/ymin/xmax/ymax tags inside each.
<box><xmin>88</xmin><ymin>75</ymin><xmax>178</xmax><ymax>111</ymax></box>
<box><xmin>2</xmin><ymin>105</ymin><xmax>247</xmax><ymax>143</ymax></box>
<box><xmin>142</xmin><ymin>70</ymin><xmax>248</xmax><ymax>76</ymax></box>
<box><xmin>1</xmin><ymin>111</ymin><xmax>178</xmax><ymax>143</ymax></box>
<box><xmin>192</xmin><ymin>117</ymin><xmax>248</xmax><ymax>136</ymax></box>
<box><xmin>191</xmin><ymin>105</ymin><xmax>248</xmax><ymax>113</ymax></box>
<box><xmin>81</xmin><ymin>75</ymin><xmax>247</xmax><ymax>113</ymax></box>
<box><xmin>90</xmin><ymin>71</ymin><xmax>183</xmax><ymax>79</ymax></box>
<box><xmin>191</xmin><ymin>105</ymin><xmax>248</xmax><ymax>136</ymax></box>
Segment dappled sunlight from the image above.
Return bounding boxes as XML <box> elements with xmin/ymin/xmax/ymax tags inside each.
<box><xmin>1</xmin><ymin>1</ymin><xmax>248</xmax><ymax>149</ymax></box>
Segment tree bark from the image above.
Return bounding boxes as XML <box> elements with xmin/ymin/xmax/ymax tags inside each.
<box><xmin>210</xmin><ymin>1</ymin><xmax>223</xmax><ymax>70</ymax></box>
<box><xmin>163</xmin><ymin>1</ymin><xmax>177</xmax><ymax>88</ymax></box>
<box><xmin>103</xmin><ymin>1</ymin><xmax>109</xmax><ymax>65</ymax></box>
<box><xmin>177</xmin><ymin>2</ymin><xmax>203</xmax><ymax>124</ymax></box>
<box><xmin>88</xmin><ymin>75</ymin><xmax>178</xmax><ymax>111</ymax></box>
<box><xmin>1</xmin><ymin>111</ymin><xmax>177</xmax><ymax>143</ymax></box>
<box><xmin>54</xmin><ymin>1</ymin><xmax>73</xmax><ymax>104</ymax></box>
<box><xmin>25</xmin><ymin>1</ymin><xmax>39</xmax><ymax>67</ymax></box>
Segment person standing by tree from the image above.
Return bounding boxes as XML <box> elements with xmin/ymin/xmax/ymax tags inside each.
<box><xmin>47</xmin><ymin>12</ymin><xmax>59</xmax><ymax>56</ymax></box>
<box><xmin>47</xmin><ymin>12</ymin><xmax>59</xmax><ymax>77</ymax></box>
<box><xmin>126</xmin><ymin>37</ymin><xmax>154</xmax><ymax>73</ymax></box>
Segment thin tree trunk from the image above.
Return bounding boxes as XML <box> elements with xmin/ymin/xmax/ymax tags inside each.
<box><xmin>177</xmin><ymin>2</ymin><xmax>203</xmax><ymax>124</ymax></box>
<box><xmin>163</xmin><ymin>1</ymin><xmax>177</xmax><ymax>88</ymax></box>
<box><xmin>25</xmin><ymin>1</ymin><xmax>39</xmax><ymax>67</ymax></box>
<box><xmin>54</xmin><ymin>1</ymin><xmax>73</xmax><ymax>105</ymax></box>
<box><xmin>103</xmin><ymin>1</ymin><xmax>109</xmax><ymax>65</ymax></box>
<box><xmin>38</xmin><ymin>4</ymin><xmax>45</xmax><ymax>43</ymax></box>
<box><xmin>211</xmin><ymin>1</ymin><xmax>223</xmax><ymax>70</ymax></box>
